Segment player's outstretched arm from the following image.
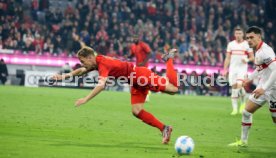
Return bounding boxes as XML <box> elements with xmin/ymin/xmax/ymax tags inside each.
<box><xmin>75</xmin><ymin>77</ymin><xmax>107</xmax><ymax>107</ymax></box>
<box><xmin>52</xmin><ymin>67</ymin><xmax>88</xmax><ymax>80</ymax></box>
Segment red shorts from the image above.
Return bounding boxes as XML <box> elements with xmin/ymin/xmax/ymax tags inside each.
<box><xmin>130</xmin><ymin>67</ymin><xmax>166</xmax><ymax>104</ymax></box>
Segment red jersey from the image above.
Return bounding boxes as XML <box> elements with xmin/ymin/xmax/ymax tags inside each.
<box><xmin>96</xmin><ymin>55</ymin><xmax>134</xmax><ymax>78</ymax></box>
<box><xmin>130</xmin><ymin>41</ymin><xmax>151</xmax><ymax>67</ymax></box>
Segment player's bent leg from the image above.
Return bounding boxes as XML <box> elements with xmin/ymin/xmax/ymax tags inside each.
<box><xmin>241</xmin><ymin>100</ymin><xmax>261</xmax><ymax>143</ymax></box>
<box><xmin>131</xmin><ymin>103</ymin><xmax>173</xmax><ymax>144</ymax></box>
<box><xmin>228</xmin><ymin>108</ymin><xmax>253</xmax><ymax>147</ymax></box>
<box><xmin>131</xmin><ymin>103</ymin><xmax>144</xmax><ymax>116</ymax></box>
<box><xmin>132</xmin><ymin>103</ymin><xmax>164</xmax><ymax>131</ymax></box>
<box><xmin>245</xmin><ymin>99</ymin><xmax>262</xmax><ymax>113</ymax></box>
<box><xmin>228</xmin><ymin>100</ymin><xmax>261</xmax><ymax>147</ymax></box>
<box><xmin>162</xmin><ymin>49</ymin><xmax>178</xmax><ymax>88</ymax></box>
<box><xmin>163</xmin><ymin>82</ymin><xmax>178</xmax><ymax>95</ymax></box>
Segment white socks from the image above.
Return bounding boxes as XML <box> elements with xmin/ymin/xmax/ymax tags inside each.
<box><xmin>231</xmin><ymin>89</ymin><xmax>239</xmax><ymax>111</ymax></box>
<box><xmin>241</xmin><ymin>110</ymin><xmax>252</xmax><ymax>142</ymax></box>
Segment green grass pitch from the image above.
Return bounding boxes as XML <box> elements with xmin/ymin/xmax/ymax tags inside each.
<box><xmin>0</xmin><ymin>86</ymin><xmax>275</xmax><ymax>158</ymax></box>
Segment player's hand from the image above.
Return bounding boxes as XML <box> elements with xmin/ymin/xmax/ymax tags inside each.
<box><xmin>52</xmin><ymin>74</ymin><xmax>63</xmax><ymax>80</ymax></box>
<box><xmin>242</xmin><ymin>78</ymin><xmax>251</xmax><ymax>87</ymax></box>
<box><xmin>252</xmin><ymin>88</ymin><xmax>265</xmax><ymax>99</ymax></box>
<box><xmin>75</xmin><ymin>98</ymin><xmax>88</xmax><ymax>107</ymax></box>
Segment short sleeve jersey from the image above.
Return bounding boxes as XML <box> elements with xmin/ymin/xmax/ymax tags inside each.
<box><xmin>130</xmin><ymin>41</ymin><xmax>151</xmax><ymax>67</ymax></box>
<box><xmin>226</xmin><ymin>40</ymin><xmax>253</xmax><ymax>72</ymax></box>
<box><xmin>96</xmin><ymin>55</ymin><xmax>134</xmax><ymax>78</ymax></box>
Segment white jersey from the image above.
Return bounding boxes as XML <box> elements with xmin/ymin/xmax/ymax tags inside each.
<box><xmin>254</xmin><ymin>42</ymin><xmax>276</xmax><ymax>90</ymax></box>
<box><xmin>227</xmin><ymin>40</ymin><xmax>252</xmax><ymax>72</ymax></box>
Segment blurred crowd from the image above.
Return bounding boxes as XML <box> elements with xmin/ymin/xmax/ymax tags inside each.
<box><xmin>0</xmin><ymin>0</ymin><xmax>275</xmax><ymax>66</ymax></box>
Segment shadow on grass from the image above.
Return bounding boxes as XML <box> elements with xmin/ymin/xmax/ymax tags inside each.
<box><xmin>50</xmin><ymin>141</ymin><xmax>169</xmax><ymax>151</ymax></box>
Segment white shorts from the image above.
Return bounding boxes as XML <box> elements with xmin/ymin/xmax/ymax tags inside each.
<box><xmin>228</xmin><ymin>70</ymin><xmax>247</xmax><ymax>86</ymax></box>
<box><xmin>249</xmin><ymin>89</ymin><xmax>276</xmax><ymax>117</ymax></box>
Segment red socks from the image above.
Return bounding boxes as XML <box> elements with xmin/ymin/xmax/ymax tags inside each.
<box><xmin>166</xmin><ymin>59</ymin><xmax>178</xmax><ymax>87</ymax></box>
<box><xmin>137</xmin><ymin>109</ymin><xmax>164</xmax><ymax>131</ymax></box>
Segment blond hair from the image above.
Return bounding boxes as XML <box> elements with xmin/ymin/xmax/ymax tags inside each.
<box><xmin>77</xmin><ymin>47</ymin><xmax>96</xmax><ymax>58</ymax></box>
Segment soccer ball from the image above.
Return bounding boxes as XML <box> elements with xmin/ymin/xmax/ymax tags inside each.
<box><xmin>175</xmin><ymin>136</ymin><xmax>195</xmax><ymax>155</ymax></box>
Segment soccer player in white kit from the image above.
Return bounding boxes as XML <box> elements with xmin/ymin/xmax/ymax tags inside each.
<box><xmin>229</xmin><ymin>26</ymin><xmax>276</xmax><ymax>147</ymax></box>
<box><xmin>224</xmin><ymin>27</ymin><xmax>254</xmax><ymax>115</ymax></box>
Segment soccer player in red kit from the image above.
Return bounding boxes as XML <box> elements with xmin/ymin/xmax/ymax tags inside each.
<box><xmin>52</xmin><ymin>46</ymin><xmax>179</xmax><ymax>144</ymax></box>
<box><xmin>127</xmin><ymin>35</ymin><xmax>152</xmax><ymax>101</ymax></box>
<box><xmin>127</xmin><ymin>35</ymin><xmax>151</xmax><ymax>67</ymax></box>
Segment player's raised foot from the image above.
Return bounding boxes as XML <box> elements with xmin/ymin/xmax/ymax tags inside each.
<box><xmin>239</xmin><ymin>103</ymin><xmax>245</xmax><ymax>114</ymax></box>
<box><xmin>228</xmin><ymin>140</ymin><xmax>248</xmax><ymax>147</ymax></box>
<box><xmin>162</xmin><ymin>125</ymin><xmax>173</xmax><ymax>144</ymax></box>
<box><xmin>230</xmin><ymin>110</ymin><xmax>238</xmax><ymax>115</ymax></box>
<box><xmin>162</xmin><ymin>49</ymin><xmax>177</xmax><ymax>62</ymax></box>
